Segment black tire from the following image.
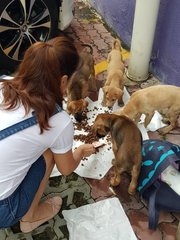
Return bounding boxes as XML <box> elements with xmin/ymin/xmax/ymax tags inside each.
<box><xmin>0</xmin><ymin>0</ymin><xmax>59</xmax><ymax>72</ymax></box>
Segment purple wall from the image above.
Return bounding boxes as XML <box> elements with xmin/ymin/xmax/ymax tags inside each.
<box><xmin>89</xmin><ymin>0</ymin><xmax>135</xmax><ymax>45</ymax></box>
<box><xmin>88</xmin><ymin>0</ymin><xmax>180</xmax><ymax>86</ymax></box>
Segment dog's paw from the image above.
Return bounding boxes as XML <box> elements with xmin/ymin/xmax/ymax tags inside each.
<box><xmin>111</xmin><ymin>159</ymin><xmax>116</xmax><ymax>166</ymax></box>
<box><xmin>128</xmin><ymin>184</ymin><xmax>136</xmax><ymax>195</ymax></box>
<box><xmin>128</xmin><ymin>188</ymin><xmax>136</xmax><ymax>195</ymax></box>
<box><xmin>162</xmin><ymin>117</ymin><xmax>170</xmax><ymax>124</ymax></box>
<box><xmin>158</xmin><ymin>126</ymin><xmax>170</xmax><ymax>135</ymax></box>
<box><xmin>110</xmin><ymin>176</ymin><xmax>120</xmax><ymax>186</ymax></box>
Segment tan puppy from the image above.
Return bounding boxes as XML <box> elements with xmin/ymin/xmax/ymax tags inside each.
<box><xmin>92</xmin><ymin>113</ymin><xmax>142</xmax><ymax>195</ymax></box>
<box><xmin>116</xmin><ymin>85</ymin><xmax>180</xmax><ymax>134</ymax></box>
<box><xmin>102</xmin><ymin>39</ymin><xmax>125</xmax><ymax>107</ymax></box>
<box><xmin>67</xmin><ymin>45</ymin><xmax>96</xmax><ymax>121</ymax></box>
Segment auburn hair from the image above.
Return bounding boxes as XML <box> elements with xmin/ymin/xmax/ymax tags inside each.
<box><xmin>1</xmin><ymin>36</ymin><xmax>80</xmax><ymax>133</ymax></box>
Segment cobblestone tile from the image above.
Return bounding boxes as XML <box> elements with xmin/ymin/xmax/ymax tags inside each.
<box><xmin>93</xmin><ymin>39</ymin><xmax>109</xmax><ymax>51</ymax></box>
<box><xmin>128</xmin><ymin>209</ymin><xmax>163</xmax><ymax>240</ymax></box>
<box><xmin>93</xmin><ymin>23</ymin><xmax>110</xmax><ymax>33</ymax></box>
<box><xmin>78</xmin><ymin>35</ymin><xmax>93</xmax><ymax>44</ymax></box>
<box><xmin>1</xmin><ymin>173</ymin><xmax>95</xmax><ymax>240</ymax></box>
<box><xmin>140</xmin><ymin>76</ymin><xmax>161</xmax><ymax>88</ymax></box>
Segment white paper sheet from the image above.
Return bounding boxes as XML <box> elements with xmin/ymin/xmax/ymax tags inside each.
<box><xmin>62</xmin><ymin>198</ymin><xmax>137</xmax><ymax>240</ymax></box>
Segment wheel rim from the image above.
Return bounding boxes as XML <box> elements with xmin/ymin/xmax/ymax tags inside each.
<box><xmin>0</xmin><ymin>0</ymin><xmax>51</xmax><ymax>62</ymax></box>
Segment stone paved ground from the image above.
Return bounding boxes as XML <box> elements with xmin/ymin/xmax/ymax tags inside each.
<box><xmin>1</xmin><ymin>0</ymin><xmax>180</xmax><ymax>239</ymax></box>
<box><xmin>2</xmin><ymin>174</ymin><xmax>95</xmax><ymax>240</ymax></box>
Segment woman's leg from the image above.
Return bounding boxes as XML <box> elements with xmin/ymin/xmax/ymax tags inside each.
<box><xmin>21</xmin><ymin>149</ymin><xmax>61</xmax><ymax>222</ymax></box>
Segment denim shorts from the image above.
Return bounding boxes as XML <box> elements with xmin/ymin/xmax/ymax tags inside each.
<box><xmin>0</xmin><ymin>156</ymin><xmax>46</xmax><ymax>228</ymax></box>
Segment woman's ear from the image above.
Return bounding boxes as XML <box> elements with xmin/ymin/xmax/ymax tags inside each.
<box><xmin>60</xmin><ymin>75</ymin><xmax>68</xmax><ymax>94</ymax></box>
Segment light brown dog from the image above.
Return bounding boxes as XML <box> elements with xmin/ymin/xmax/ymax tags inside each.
<box><xmin>102</xmin><ymin>39</ymin><xmax>125</xmax><ymax>108</ymax></box>
<box><xmin>66</xmin><ymin>45</ymin><xmax>96</xmax><ymax>120</ymax></box>
<box><xmin>92</xmin><ymin>113</ymin><xmax>142</xmax><ymax>195</ymax></box>
<box><xmin>116</xmin><ymin>85</ymin><xmax>180</xmax><ymax>134</ymax></box>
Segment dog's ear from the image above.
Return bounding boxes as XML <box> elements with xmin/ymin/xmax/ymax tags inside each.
<box><xmin>82</xmin><ymin>100</ymin><xmax>89</xmax><ymax>108</ymax></box>
<box><xmin>114</xmin><ymin>88</ymin><xmax>123</xmax><ymax>101</ymax></box>
<box><xmin>76</xmin><ymin>99</ymin><xmax>88</xmax><ymax>113</ymax></box>
<box><xmin>68</xmin><ymin>99</ymin><xmax>88</xmax><ymax>115</ymax></box>
<box><xmin>67</xmin><ymin>102</ymin><xmax>75</xmax><ymax>114</ymax></box>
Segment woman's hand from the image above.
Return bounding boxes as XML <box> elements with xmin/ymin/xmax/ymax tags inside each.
<box><xmin>73</xmin><ymin>144</ymin><xmax>95</xmax><ymax>162</ymax></box>
<box><xmin>53</xmin><ymin>144</ymin><xmax>96</xmax><ymax>176</ymax></box>
<box><xmin>78</xmin><ymin>144</ymin><xmax>96</xmax><ymax>158</ymax></box>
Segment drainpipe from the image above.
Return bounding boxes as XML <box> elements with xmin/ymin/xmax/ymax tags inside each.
<box><xmin>126</xmin><ymin>0</ymin><xmax>161</xmax><ymax>81</ymax></box>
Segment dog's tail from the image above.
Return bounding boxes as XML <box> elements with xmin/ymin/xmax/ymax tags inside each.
<box><xmin>81</xmin><ymin>44</ymin><xmax>93</xmax><ymax>54</ymax></box>
<box><xmin>112</xmin><ymin>39</ymin><xmax>122</xmax><ymax>51</ymax></box>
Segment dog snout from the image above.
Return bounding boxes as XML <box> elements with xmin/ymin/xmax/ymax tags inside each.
<box><xmin>96</xmin><ymin>132</ymin><xmax>106</xmax><ymax>138</ymax></box>
<box><xmin>107</xmin><ymin>105</ymin><xmax>113</xmax><ymax>110</ymax></box>
<box><xmin>92</xmin><ymin>126</ymin><xmax>107</xmax><ymax>138</ymax></box>
<box><xmin>74</xmin><ymin>112</ymin><xmax>86</xmax><ymax>122</ymax></box>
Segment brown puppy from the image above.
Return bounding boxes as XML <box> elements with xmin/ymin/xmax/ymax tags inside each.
<box><xmin>102</xmin><ymin>39</ymin><xmax>125</xmax><ymax>107</ymax></box>
<box><xmin>67</xmin><ymin>45</ymin><xmax>96</xmax><ymax>120</ymax></box>
<box><xmin>92</xmin><ymin>113</ymin><xmax>142</xmax><ymax>195</ymax></box>
<box><xmin>116</xmin><ymin>85</ymin><xmax>180</xmax><ymax>134</ymax></box>
<box><xmin>67</xmin><ymin>99</ymin><xmax>88</xmax><ymax>115</ymax></box>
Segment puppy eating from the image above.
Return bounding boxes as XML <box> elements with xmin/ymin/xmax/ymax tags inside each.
<box><xmin>66</xmin><ymin>45</ymin><xmax>96</xmax><ymax>121</ymax></box>
<box><xmin>67</xmin><ymin>99</ymin><xmax>88</xmax><ymax>120</ymax></box>
<box><xmin>92</xmin><ymin>113</ymin><xmax>142</xmax><ymax>195</ymax></box>
<box><xmin>116</xmin><ymin>85</ymin><xmax>180</xmax><ymax>134</ymax></box>
<box><xmin>102</xmin><ymin>39</ymin><xmax>125</xmax><ymax>108</ymax></box>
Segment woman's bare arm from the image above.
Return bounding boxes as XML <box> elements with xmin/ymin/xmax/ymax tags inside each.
<box><xmin>44</xmin><ymin>144</ymin><xmax>95</xmax><ymax>176</ymax></box>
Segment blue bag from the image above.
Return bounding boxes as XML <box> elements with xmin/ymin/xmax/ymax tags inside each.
<box><xmin>138</xmin><ymin>139</ymin><xmax>180</xmax><ymax>230</ymax></box>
